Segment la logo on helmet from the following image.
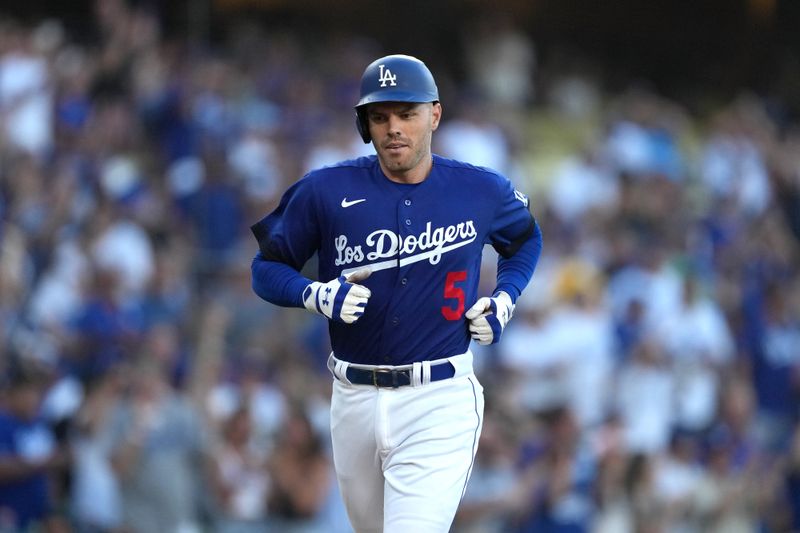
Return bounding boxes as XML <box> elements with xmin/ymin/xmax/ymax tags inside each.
<box><xmin>378</xmin><ymin>64</ymin><xmax>397</xmax><ymax>87</ymax></box>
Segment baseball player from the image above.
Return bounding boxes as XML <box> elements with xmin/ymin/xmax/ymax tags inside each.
<box><xmin>250</xmin><ymin>54</ymin><xmax>542</xmax><ymax>532</ymax></box>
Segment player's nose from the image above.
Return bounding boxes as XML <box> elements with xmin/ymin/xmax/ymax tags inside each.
<box><xmin>386</xmin><ymin>114</ymin><xmax>402</xmax><ymax>135</ymax></box>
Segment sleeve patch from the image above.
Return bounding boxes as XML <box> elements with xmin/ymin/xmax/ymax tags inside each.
<box><xmin>514</xmin><ymin>189</ymin><xmax>529</xmax><ymax>208</ymax></box>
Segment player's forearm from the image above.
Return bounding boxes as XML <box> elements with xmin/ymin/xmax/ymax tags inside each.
<box><xmin>251</xmin><ymin>253</ymin><xmax>312</xmax><ymax>307</ymax></box>
<box><xmin>494</xmin><ymin>219</ymin><xmax>542</xmax><ymax>302</ymax></box>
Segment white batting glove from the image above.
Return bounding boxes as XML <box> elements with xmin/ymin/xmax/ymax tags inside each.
<box><xmin>302</xmin><ymin>268</ymin><xmax>372</xmax><ymax>324</ymax></box>
<box><xmin>465</xmin><ymin>291</ymin><xmax>514</xmax><ymax>345</ymax></box>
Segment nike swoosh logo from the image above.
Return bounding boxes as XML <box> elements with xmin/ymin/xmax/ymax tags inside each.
<box><xmin>341</xmin><ymin>198</ymin><xmax>366</xmax><ymax>208</ymax></box>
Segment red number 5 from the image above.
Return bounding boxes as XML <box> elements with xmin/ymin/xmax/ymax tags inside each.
<box><xmin>441</xmin><ymin>271</ymin><xmax>467</xmax><ymax>321</ymax></box>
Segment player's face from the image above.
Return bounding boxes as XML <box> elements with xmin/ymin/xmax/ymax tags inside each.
<box><xmin>367</xmin><ymin>102</ymin><xmax>442</xmax><ymax>183</ymax></box>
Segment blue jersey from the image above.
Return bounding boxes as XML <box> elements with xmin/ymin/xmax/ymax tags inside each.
<box><xmin>0</xmin><ymin>412</ymin><xmax>54</xmax><ymax>529</ymax></box>
<box><xmin>251</xmin><ymin>154</ymin><xmax>539</xmax><ymax>365</ymax></box>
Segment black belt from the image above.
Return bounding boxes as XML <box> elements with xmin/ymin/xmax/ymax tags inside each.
<box><xmin>344</xmin><ymin>362</ymin><xmax>456</xmax><ymax>388</ymax></box>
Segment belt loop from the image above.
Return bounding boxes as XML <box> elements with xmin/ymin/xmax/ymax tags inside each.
<box><xmin>411</xmin><ymin>362</ymin><xmax>423</xmax><ymax>387</ymax></box>
<box><xmin>333</xmin><ymin>357</ymin><xmax>353</xmax><ymax>386</ymax></box>
<box><xmin>421</xmin><ymin>361</ymin><xmax>431</xmax><ymax>385</ymax></box>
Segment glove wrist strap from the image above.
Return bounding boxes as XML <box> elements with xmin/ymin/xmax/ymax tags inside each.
<box><xmin>303</xmin><ymin>282</ymin><xmax>324</xmax><ymax>314</ymax></box>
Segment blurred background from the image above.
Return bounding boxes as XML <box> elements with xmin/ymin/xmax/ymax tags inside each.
<box><xmin>0</xmin><ymin>0</ymin><xmax>798</xmax><ymax>531</ymax></box>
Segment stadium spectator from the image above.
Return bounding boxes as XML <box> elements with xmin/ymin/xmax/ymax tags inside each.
<box><xmin>266</xmin><ymin>406</ymin><xmax>331</xmax><ymax>532</ymax></box>
<box><xmin>107</xmin><ymin>359</ymin><xmax>207</xmax><ymax>533</ymax></box>
<box><xmin>208</xmin><ymin>405</ymin><xmax>271</xmax><ymax>533</ymax></box>
<box><xmin>0</xmin><ymin>362</ymin><xmax>69</xmax><ymax>532</ymax></box>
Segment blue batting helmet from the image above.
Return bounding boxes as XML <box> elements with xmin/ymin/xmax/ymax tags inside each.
<box><xmin>355</xmin><ymin>54</ymin><xmax>440</xmax><ymax>143</ymax></box>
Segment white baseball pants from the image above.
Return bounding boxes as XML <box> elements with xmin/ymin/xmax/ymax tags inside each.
<box><xmin>328</xmin><ymin>352</ymin><xmax>484</xmax><ymax>533</ymax></box>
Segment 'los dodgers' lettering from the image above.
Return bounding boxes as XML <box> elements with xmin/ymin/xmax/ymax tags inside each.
<box><xmin>335</xmin><ymin>220</ymin><xmax>477</xmax><ymax>269</ymax></box>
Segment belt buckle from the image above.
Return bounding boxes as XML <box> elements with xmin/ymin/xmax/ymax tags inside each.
<box><xmin>372</xmin><ymin>368</ymin><xmax>394</xmax><ymax>387</ymax></box>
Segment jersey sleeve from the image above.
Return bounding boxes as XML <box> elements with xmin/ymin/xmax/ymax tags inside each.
<box><xmin>494</xmin><ymin>221</ymin><xmax>542</xmax><ymax>302</ymax></box>
<box><xmin>251</xmin><ymin>253</ymin><xmax>311</xmax><ymax>307</ymax></box>
<box><xmin>249</xmin><ymin>176</ymin><xmax>320</xmax><ymax>308</ymax></box>
<box><xmin>487</xmin><ymin>176</ymin><xmax>542</xmax><ymax>303</ymax></box>
<box><xmin>487</xmin><ymin>176</ymin><xmax>536</xmax><ymax>258</ymax></box>
<box><xmin>250</xmin><ymin>176</ymin><xmax>320</xmax><ymax>270</ymax></box>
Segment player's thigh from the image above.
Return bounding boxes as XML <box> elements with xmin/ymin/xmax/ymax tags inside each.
<box><xmin>383</xmin><ymin>375</ymin><xmax>485</xmax><ymax>532</ymax></box>
<box><xmin>330</xmin><ymin>380</ymin><xmax>384</xmax><ymax>532</ymax></box>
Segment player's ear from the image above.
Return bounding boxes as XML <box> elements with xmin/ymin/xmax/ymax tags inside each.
<box><xmin>430</xmin><ymin>102</ymin><xmax>442</xmax><ymax>131</ymax></box>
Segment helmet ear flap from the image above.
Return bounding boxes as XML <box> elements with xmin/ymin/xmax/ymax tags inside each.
<box><xmin>356</xmin><ymin>108</ymin><xmax>371</xmax><ymax>144</ymax></box>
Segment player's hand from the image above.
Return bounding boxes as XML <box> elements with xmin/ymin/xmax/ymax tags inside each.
<box><xmin>465</xmin><ymin>291</ymin><xmax>514</xmax><ymax>345</ymax></box>
<box><xmin>302</xmin><ymin>268</ymin><xmax>372</xmax><ymax>324</ymax></box>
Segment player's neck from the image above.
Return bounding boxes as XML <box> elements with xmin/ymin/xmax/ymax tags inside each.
<box><xmin>379</xmin><ymin>154</ymin><xmax>433</xmax><ymax>185</ymax></box>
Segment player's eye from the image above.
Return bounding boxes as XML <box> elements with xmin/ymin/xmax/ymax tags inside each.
<box><xmin>370</xmin><ymin>114</ymin><xmax>387</xmax><ymax>123</ymax></box>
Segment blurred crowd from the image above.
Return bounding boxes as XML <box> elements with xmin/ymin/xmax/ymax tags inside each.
<box><xmin>0</xmin><ymin>1</ymin><xmax>799</xmax><ymax>532</ymax></box>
